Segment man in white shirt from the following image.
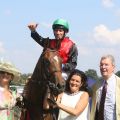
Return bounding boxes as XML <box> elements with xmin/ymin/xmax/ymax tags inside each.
<box><xmin>90</xmin><ymin>54</ymin><xmax>120</xmax><ymax>120</ymax></box>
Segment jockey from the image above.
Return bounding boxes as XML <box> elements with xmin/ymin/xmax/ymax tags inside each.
<box><xmin>28</xmin><ymin>19</ymin><xmax>78</xmax><ymax>80</ymax></box>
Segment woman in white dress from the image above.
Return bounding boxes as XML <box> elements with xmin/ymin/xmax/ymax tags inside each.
<box><xmin>44</xmin><ymin>69</ymin><xmax>90</xmax><ymax>120</ymax></box>
<box><xmin>56</xmin><ymin>69</ymin><xmax>90</xmax><ymax>120</ymax></box>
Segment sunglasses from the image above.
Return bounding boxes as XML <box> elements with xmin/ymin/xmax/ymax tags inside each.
<box><xmin>0</xmin><ymin>71</ymin><xmax>13</xmax><ymax>76</ymax></box>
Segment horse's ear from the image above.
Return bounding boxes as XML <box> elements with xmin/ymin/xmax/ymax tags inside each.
<box><xmin>44</xmin><ymin>37</ymin><xmax>50</xmax><ymax>49</ymax></box>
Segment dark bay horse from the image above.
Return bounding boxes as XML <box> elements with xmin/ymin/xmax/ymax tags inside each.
<box><xmin>22</xmin><ymin>48</ymin><xmax>65</xmax><ymax>120</ymax></box>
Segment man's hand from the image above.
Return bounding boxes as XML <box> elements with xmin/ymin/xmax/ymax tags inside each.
<box><xmin>28</xmin><ymin>23</ymin><xmax>38</xmax><ymax>31</ymax></box>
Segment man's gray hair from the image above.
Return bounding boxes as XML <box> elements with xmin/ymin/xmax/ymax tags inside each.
<box><xmin>101</xmin><ymin>54</ymin><xmax>115</xmax><ymax>66</ymax></box>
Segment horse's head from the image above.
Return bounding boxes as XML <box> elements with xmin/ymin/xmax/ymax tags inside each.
<box><xmin>42</xmin><ymin>48</ymin><xmax>65</xmax><ymax>95</ymax></box>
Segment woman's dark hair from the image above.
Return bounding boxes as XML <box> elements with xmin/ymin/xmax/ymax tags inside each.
<box><xmin>65</xmin><ymin>69</ymin><xmax>89</xmax><ymax>93</ymax></box>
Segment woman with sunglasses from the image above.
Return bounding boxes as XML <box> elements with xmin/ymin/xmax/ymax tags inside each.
<box><xmin>0</xmin><ymin>60</ymin><xmax>21</xmax><ymax>120</ymax></box>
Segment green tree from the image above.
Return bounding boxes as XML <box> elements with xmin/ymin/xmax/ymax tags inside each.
<box><xmin>11</xmin><ymin>73</ymin><xmax>32</xmax><ymax>85</ymax></box>
<box><xmin>20</xmin><ymin>73</ymin><xmax>32</xmax><ymax>84</ymax></box>
<box><xmin>85</xmin><ymin>69</ymin><xmax>100</xmax><ymax>81</ymax></box>
<box><xmin>115</xmin><ymin>71</ymin><xmax>120</xmax><ymax>77</ymax></box>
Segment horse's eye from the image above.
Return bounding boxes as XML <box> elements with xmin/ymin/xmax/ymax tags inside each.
<box><xmin>45</xmin><ymin>59</ymin><xmax>50</xmax><ymax>66</ymax></box>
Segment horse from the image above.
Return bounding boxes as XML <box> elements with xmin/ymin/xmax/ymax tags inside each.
<box><xmin>22</xmin><ymin>48</ymin><xmax>65</xmax><ymax>120</ymax></box>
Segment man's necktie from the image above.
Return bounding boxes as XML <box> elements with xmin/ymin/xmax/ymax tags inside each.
<box><xmin>97</xmin><ymin>81</ymin><xmax>107</xmax><ymax>120</ymax></box>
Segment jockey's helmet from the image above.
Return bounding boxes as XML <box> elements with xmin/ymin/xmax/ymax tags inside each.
<box><xmin>52</xmin><ymin>19</ymin><xmax>69</xmax><ymax>33</ymax></box>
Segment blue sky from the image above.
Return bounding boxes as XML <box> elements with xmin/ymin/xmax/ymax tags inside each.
<box><xmin>0</xmin><ymin>0</ymin><xmax>120</xmax><ymax>75</ymax></box>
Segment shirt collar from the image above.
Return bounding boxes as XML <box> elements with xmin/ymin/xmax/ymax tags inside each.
<box><xmin>102</xmin><ymin>73</ymin><xmax>115</xmax><ymax>85</ymax></box>
<box><xmin>106</xmin><ymin>73</ymin><xmax>115</xmax><ymax>85</ymax></box>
